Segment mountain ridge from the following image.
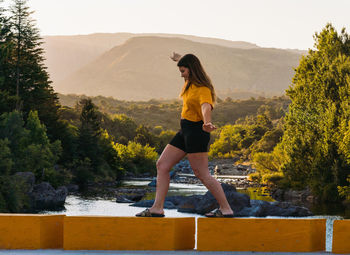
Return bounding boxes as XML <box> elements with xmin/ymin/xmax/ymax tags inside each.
<box><xmin>54</xmin><ymin>36</ymin><xmax>302</xmax><ymax>100</ymax></box>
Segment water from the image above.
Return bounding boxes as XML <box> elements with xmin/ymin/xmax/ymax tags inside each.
<box><xmin>40</xmin><ymin>180</ymin><xmax>344</xmax><ymax>252</ymax></box>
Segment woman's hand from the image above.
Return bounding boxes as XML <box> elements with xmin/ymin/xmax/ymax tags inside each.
<box><xmin>202</xmin><ymin>122</ymin><xmax>217</xmax><ymax>133</ymax></box>
<box><xmin>170</xmin><ymin>52</ymin><xmax>182</xmax><ymax>62</ymax></box>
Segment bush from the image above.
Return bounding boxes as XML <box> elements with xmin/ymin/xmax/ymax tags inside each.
<box><xmin>114</xmin><ymin>141</ymin><xmax>158</xmax><ymax>175</ymax></box>
<box><xmin>261</xmin><ymin>172</ymin><xmax>284</xmax><ymax>185</ymax></box>
<box><xmin>0</xmin><ymin>175</ymin><xmax>30</xmax><ymax>212</ymax></box>
<box><xmin>248</xmin><ymin>172</ymin><xmax>261</xmax><ymax>183</ymax></box>
<box><xmin>338</xmin><ymin>175</ymin><xmax>350</xmax><ymax>200</ymax></box>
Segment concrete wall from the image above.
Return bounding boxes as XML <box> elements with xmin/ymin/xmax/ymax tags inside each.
<box><xmin>332</xmin><ymin>219</ymin><xmax>350</xmax><ymax>254</ymax></box>
<box><xmin>197</xmin><ymin>218</ymin><xmax>326</xmax><ymax>252</ymax></box>
<box><xmin>0</xmin><ymin>214</ymin><xmax>64</xmax><ymax>249</ymax></box>
<box><xmin>0</xmin><ymin>214</ymin><xmax>349</xmax><ymax>253</ymax></box>
<box><xmin>63</xmin><ymin>216</ymin><xmax>195</xmax><ymax>250</ymax></box>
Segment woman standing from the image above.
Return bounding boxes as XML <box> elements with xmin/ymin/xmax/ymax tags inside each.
<box><xmin>136</xmin><ymin>53</ymin><xmax>234</xmax><ymax>217</ymax></box>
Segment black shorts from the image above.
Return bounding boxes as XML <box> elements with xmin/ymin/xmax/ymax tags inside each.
<box><xmin>169</xmin><ymin>119</ymin><xmax>210</xmax><ymax>153</ymax></box>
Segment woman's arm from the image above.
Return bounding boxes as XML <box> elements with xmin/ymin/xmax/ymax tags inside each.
<box><xmin>201</xmin><ymin>103</ymin><xmax>217</xmax><ymax>132</ymax></box>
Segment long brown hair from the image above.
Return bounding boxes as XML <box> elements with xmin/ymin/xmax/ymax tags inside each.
<box><xmin>177</xmin><ymin>54</ymin><xmax>216</xmax><ymax>104</ymax></box>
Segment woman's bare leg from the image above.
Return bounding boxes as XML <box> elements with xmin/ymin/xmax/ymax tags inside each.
<box><xmin>149</xmin><ymin>144</ymin><xmax>186</xmax><ymax>214</ymax></box>
<box><xmin>187</xmin><ymin>152</ymin><xmax>233</xmax><ymax>215</ymax></box>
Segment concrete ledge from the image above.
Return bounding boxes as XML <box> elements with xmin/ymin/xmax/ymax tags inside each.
<box><xmin>63</xmin><ymin>216</ymin><xmax>195</xmax><ymax>250</ymax></box>
<box><xmin>332</xmin><ymin>219</ymin><xmax>350</xmax><ymax>254</ymax></box>
<box><xmin>0</xmin><ymin>214</ymin><xmax>64</xmax><ymax>249</ymax></box>
<box><xmin>197</xmin><ymin>218</ymin><xmax>325</xmax><ymax>252</ymax></box>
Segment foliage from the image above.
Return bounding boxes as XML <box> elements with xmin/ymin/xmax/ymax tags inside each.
<box><xmin>74</xmin><ymin>99</ymin><xmax>125</xmax><ymax>186</ymax></box>
<box><xmin>0</xmin><ymin>175</ymin><xmax>30</xmax><ymax>212</ymax></box>
<box><xmin>338</xmin><ymin>175</ymin><xmax>350</xmax><ymax>200</ymax></box>
<box><xmin>0</xmin><ymin>138</ymin><xmax>13</xmax><ymax>175</ymax></box>
<box><xmin>277</xmin><ymin>24</ymin><xmax>350</xmax><ymax>201</ymax></box>
<box><xmin>58</xmin><ymin>94</ymin><xmax>291</xmax><ymax>131</ymax></box>
<box><xmin>114</xmin><ymin>141</ymin><xmax>158</xmax><ymax>175</ymax></box>
<box><xmin>209</xmin><ymin>114</ymin><xmax>273</xmax><ymax>159</ymax></box>
<box><xmin>261</xmin><ymin>172</ymin><xmax>284</xmax><ymax>185</ymax></box>
<box><xmin>0</xmin><ymin>110</ymin><xmax>62</xmax><ymax>181</ymax></box>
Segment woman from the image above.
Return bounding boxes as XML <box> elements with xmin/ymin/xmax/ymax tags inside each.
<box><xmin>136</xmin><ymin>53</ymin><xmax>234</xmax><ymax>218</ymax></box>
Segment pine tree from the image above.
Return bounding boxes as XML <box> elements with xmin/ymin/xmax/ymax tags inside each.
<box><xmin>0</xmin><ymin>0</ymin><xmax>17</xmax><ymax>114</ymax></box>
<box><xmin>6</xmin><ymin>0</ymin><xmax>63</xmax><ymax>141</ymax></box>
<box><xmin>77</xmin><ymin>99</ymin><xmax>103</xmax><ymax>172</ymax></box>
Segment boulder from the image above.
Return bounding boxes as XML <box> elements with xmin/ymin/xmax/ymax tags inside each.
<box><xmin>271</xmin><ymin>188</ymin><xmax>318</xmax><ymax>204</ymax></box>
<box><xmin>130</xmin><ymin>199</ymin><xmax>176</xmax><ymax>209</ymax></box>
<box><xmin>178</xmin><ymin>183</ymin><xmax>250</xmax><ymax>214</ymax></box>
<box><xmin>116</xmin><ymin>195</ymin><xmax>134</xmax><ymax>203</ymax></box>
<box><xmin>66</xmin><ymin>184</ymin><xmax>79</xmax><ymax>193</ymax></box>
<box><xmin>115</xmin><ymin>188</ymin><xmax>147</xmax><ymax>203</ymax></box>
<box><xmin>29</xmin><ymin>182</ymin><xmax>67</xmax><ymax>210</ymax></box>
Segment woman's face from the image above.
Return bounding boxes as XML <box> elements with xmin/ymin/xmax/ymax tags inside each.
<box><xmin>179</xmin><ymin>66</ymin><xmax>190</xmax><ymax>80</ymax></box>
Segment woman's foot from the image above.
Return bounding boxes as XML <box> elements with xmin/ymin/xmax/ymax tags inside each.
<box><xmin>135</xmin><ymin>208</ymin><xmax>165</xmax><ymax>217</ymax></box>
<box><xmin>205</xmin><ymin>208</ymin><xmax>234</xmax><ymax>218</ymax></box>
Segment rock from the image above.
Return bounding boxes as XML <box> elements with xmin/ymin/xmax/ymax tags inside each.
<box><xmin>55</xmin><ymin>186</ymin><xmax>68</xmax><ymax>205</ymax></box>
<box><xmin>117</xmin><ymin>188</ymin><xmax>146</xmax><ymax>194</ymax></box>
<box><xmin>66</xmin><ymin>184</ymin><xmax>79</xmax><ymax>193</ymax></box>
<box><xmin>130</xmin><ymin>199</ymin><xmax>154</xmax><ymax>208</ymax></box>
<box><xmin>148</xmin><ymin>178</ymin><xmax>157</xmax><ymax>187</ymax></box>
<box><xmin>178</xmin><ymin>184</ymin><xmax>250</xmax><ymax>215</ymax></box>
<box><xmin>116</xmin><ymin>195</ymin><xmax>134</xmax><ymax>203</ymax></box>
<box><xmin>236</xmin><ymin>200</ymin><xmax>267</xmax><ymax>217</ymax></box>
<box><xmin>271</xmin><ymin>188</ymin><xmax>318</xmax><ymax>204</ymax></box>
<box><xmin>115</xmin><ymin>188</ymin><xmax>146</xmax><ymax>202</ymax></box>
<box><xmin>14</xmin><ymin>172</ymin><xmax>35</xmax><ymax>193</ymax></box>
<box><xmin>130</xmin><ymin>198</ymin><xmax>176</xmax><ymax>209</ymax></box>
<box><xmin>164</xmin><ymin>196</ymin><xmax>187</xmax><ymax>206</ymax></box>
<box><xmin>177</xmin><ymin>195</ymin><xmax>204</xmax><ymax>213</ymax></box>
<box><xmin>30</xmin><ymin>182</ymin><xmax>67</xmax><ymax>210</ymax></box>
<box><xmin>213</xmin><ymin>163</ymin><xmax>252</xmax><ymax>176</ymax></box>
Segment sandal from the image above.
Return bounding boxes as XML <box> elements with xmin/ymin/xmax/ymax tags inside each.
<box><xmin>135</xmin><ymin>208</ymin><xmax>165</xmax><ymax>217</ymax></box>
<box><xmin>205</xmin><ymin>208</ymin><xmax>234</xmax><ymax>218</ymax></box>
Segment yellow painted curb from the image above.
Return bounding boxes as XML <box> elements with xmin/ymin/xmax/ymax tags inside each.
<box><xmin>197</xmin><ymin>218</ymin><xmax>325</xmax><ymax>252</ymax></box>
<box><xmin>332</xmin><ymin>220</ymin><xmax>350</xmax><ymax>254</ymax></box>
<box><xmin>63</xmin><ymin>216</ymin><xmax>195</xmax><ymax>250</ymax></box>
<box><xmin>0</xmin><ymin>214</ymin><xmax>64</xmax><ymax>249</ymax></box>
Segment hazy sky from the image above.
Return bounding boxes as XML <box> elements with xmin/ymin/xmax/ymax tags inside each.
<box><xmin>3</xmin><ymin>0</ymin><xmax>350</xmax><ymax>50</ymax></box>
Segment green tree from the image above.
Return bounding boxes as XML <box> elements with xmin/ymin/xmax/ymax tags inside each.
<box><xmin>4</xmin><ymin>0</ymin><xmax>65</xmax><ymax>144</ymax></box>
<box><xmin>77</xmin><ymin>98</ymin><xmax>102</xmax><ymax>172</ymax></box>
<box><xmin>279</xmin><ymin>24</ymin><xmax>350</xmax><ymax>201</ymax></box>
<box><xmin>134</xmin><ymin>124</ymin><xmax>156</xmax><ymax>147</ymax></box>
<box><xmin>209</xmin><ymin>125</ymin><xmax>245</xmax><ymax>158</ymax></box>
<box><xmin>0</xmin><ymin>1</ymin><xmax>17</xmax><ymax>114</ymax></box>
<box><xmin>0</xmin><ymin>139</ymin><xmax>13</xmax><ymax>175</ymax></box>
<box><xmin>22</xmin><ymin>110</ymin><xmax>62</xmax><ymax>181</ymax></box>
<box><xmin>114</xmin><ymin>141</ymin><xmax>158</xmax><ymax>175</ymax></box>
<box><xmin>0</xmin><ymin>110</ymin><xmax>62</xmax><ymax>181</ymax></box>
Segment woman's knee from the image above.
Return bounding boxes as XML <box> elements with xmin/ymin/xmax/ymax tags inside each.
<box><xmin>156</xmin><ymin>160</ymin><xmax>171</xmax><ymax>174</ymax></box>
<box><xmin>193</xmin><ymin>168</ymin><xmax>211</xmax><ymax>182</ymax></box>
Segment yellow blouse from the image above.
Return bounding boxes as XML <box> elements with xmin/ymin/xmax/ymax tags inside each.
<box><xmin>181</xmin><ymin>82</ymin><xmax>214</xmax><ymax>122</ymax></box>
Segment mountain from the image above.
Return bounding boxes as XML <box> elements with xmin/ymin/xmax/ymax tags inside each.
<box><xmin>43</xmin><ymin>33</ymin><xmax>259</xmax><ymax>83</ymax></box>
<box><xmin>54</xmin><ymin>36</ymin><xmax>303</xmax><ymax>100</ymax></box>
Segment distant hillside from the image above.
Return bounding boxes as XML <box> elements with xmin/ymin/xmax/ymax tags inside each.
<box><xmin>43</xmin><ymin>33</ymin><xmax>259</xmax><ymax>83</ymax></box>
<box><xmin>57</xmin><ymin>93</ymin><xmax>291</xmax><ymax>131</ymax></box>
<box><xmin>54</xmin><ymin>36</ymin><xmax>302</xmax><ymax>100</ymax></box>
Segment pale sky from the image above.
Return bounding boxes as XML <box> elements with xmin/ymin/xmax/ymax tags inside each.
<box><xmin>3</xmin><ymin>0</ymin><xmax>350</xmax><ymax>50</ymax></box>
